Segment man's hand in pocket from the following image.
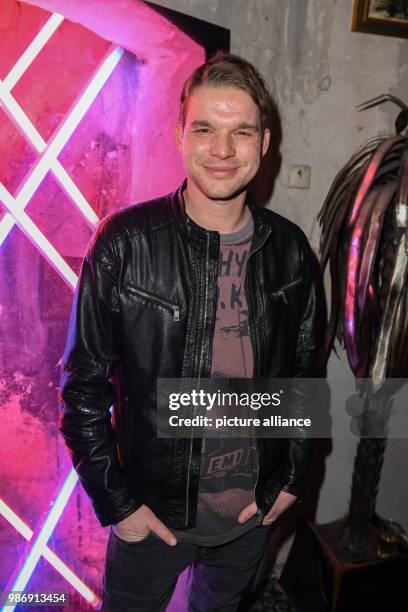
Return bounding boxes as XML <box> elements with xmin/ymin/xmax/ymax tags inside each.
<box><xmin>113</xmin><ymin>504</ymin><xmax>177</xmax><ymax>546</ymax></box>
<box><xmin>238</xmin><ymin>491</ymin><xmax>298</xmax><ymax>525</ymax></box>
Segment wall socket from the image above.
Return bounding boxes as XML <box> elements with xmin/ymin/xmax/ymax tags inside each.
<box><xmin>288</xmin><ymin>164</ymin><xmax>311</xmax><ymax>189</ymax></box>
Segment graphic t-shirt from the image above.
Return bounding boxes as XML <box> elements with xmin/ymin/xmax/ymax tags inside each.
<box><xmin>173</xmin><ymin>215</ymin><xmax>259</xmax><ymax>545</ymax></box>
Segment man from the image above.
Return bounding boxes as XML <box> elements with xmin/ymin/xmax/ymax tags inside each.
<box><xmin>59</xmin><ymin>52</ymin><xmax>323</xmax><ymax>611</ymax></box>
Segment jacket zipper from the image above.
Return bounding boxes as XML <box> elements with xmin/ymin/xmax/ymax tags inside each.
<box><xmin>244</xmin><ymin>227</ymin><xmax>272</xmax><ymax>515</ymax></box>
<box><xmin>125</xmin><ymin>286</ymin><xmax>180</xmax><ymax>321</ymax></box>
<box><xmin>270</xmin><ymin>277</ymin><xmax>303</xmax><ymax>304</ymax></box>
<box><xmin>185</xmin><ymin>232</ymin><xmax>211</xmax><ymax>526</ymax></box>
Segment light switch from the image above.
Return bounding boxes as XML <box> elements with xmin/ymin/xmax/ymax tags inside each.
<box><xmin>288</xmin><ymin>165</ymin><xmax>311</xmax><ymax>189</ymax></box>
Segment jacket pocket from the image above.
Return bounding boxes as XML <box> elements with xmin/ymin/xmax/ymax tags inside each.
<box><xmin>270</xmin><ymin>277</ymin><xmax>303</xmax><ymax>304</ymax></box>
<box><xmin>123</xmin><ymin>285</ymin><xmax>180</xmax><ymax>321</ymax></box>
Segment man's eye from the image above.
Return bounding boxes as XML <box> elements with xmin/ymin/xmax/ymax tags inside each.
<box><xmin>236</xmin><ymin>131</ymin><xmax>251</xmax><ymax>137</ymax></box>
<box><xmin>195</xmin><ymin>128</ymin><xmax>211</xmax><ymax>133</ymax></box>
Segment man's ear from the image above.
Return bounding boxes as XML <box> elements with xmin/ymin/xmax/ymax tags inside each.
<box><xmin>174</xmin><ymin>122</ymin><xmax>183</xmax><ymax>151</ymax></box>
<box><xmin>261</xmin><ymin>128</ymin><xmax>270</xmax><ymax>157</ymax></box>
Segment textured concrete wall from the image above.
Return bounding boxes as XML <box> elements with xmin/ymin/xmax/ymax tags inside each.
<box><xmin>149</xmin><ymin>0</ymin><xmax>408</xmax><ymax>538</ymax></box>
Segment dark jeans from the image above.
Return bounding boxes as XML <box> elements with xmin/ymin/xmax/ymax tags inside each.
<box><xmin>101</xmin><ymin>524</ymin><xmax>272</xmax><ymax>611</ymax></box>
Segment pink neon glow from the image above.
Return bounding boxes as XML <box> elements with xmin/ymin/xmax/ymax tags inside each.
<box><xmin>0</xmin><ymin>498</ymin><xmax>100</xmax><ymax>607</ymax></box>
<box><xmin>0</xmin><ymin>1</ymin><xmax>205</xmax><ymax>608</ymax></box>
<box><xmin>0</xmin><ymin>44</ymin><xmax>125</xmax><ymax>249</ymax></box>
<box><xmin>344</xmin><ymin>192</ymin><xmax>378</xmax><ymax>374</ymax></box>
<box><xmin>357</xmin><ymin>182</ymin><xmax>397</xmax><ymax>312</ymax></box>
<box><xmin>3</xmin><ymin>469</ymin><xmax>100</xmax><ymax>612</ymax></box>
<box><xmin>0</xmin><ymin>44</ymin><xmax>125</xmax><ymax>287</ymax></box>
<box><xmin>349</xmin><ymin>137</ymin><xmax>400</xmax><ymax>225</ymax></box>
<box><xmin>3</xmin><ymin>13</ymin><xmax>64</xmax><ymax>91</ymax></box>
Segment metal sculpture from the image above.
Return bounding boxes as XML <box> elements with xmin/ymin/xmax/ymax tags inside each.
<box><xmin>318</xmin><ymin>94</ymin><xmax>408</xmax><ymax>559</ymax></box>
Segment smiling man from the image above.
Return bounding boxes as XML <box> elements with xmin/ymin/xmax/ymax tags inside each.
<box><xmin>175</xmin><ymin>84</ymin><xmax>269</xmax><ymax>229</ymax></box>
<box><xmin>59</xmin><ymin>52</ymin><xmax>323</xmax><ymax>611</ymax></box>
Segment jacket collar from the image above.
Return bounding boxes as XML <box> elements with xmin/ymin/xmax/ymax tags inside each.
<box><xmin>172</xmin><ymin>180</ymin><xmax>272</xmax><ymax>250</ymax></box>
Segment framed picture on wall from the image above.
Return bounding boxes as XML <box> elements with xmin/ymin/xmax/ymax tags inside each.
<box><xmin>352</xmin><ymin>0</ymin><xmax>408</xmax><ymax>38</ymax></box>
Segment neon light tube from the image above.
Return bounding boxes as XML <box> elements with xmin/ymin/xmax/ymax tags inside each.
<box><xmin>0</xmin><ymin>183</ymin><xmax>77</xmax><ymax>289</ymax></box>
<box><xmin>0</xmin><ymin>46</ymin><xmax>123</xmax><ymax>244</ymax></box>
<box><xmin>0</xmin><ymin>498</ymin><xmax>100</xmax><ymax>607</ymax></box>
<box><xmin>2</xmin><ymin>469</ymin><xmax>81</xmax><ymax>612</ymax></box>
<box><xmin>0</xmin><ymin>85</ymin><xmax>98</xmax><ymax>233</ymax></box>
<box><xmin>3</xmin><ymin>14</ymin><xmax>64</xmax><ymax>91</ymax></box>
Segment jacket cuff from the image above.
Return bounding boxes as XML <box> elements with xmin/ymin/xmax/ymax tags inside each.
<box><xmin>280</xmin><ymin>481</ymin><xmax>304</xmax><ymax>499</ymax></box>
<box><xmin>93</xmin><ymin>493</ymin><xmax>143</xmax><ymax>527</ymax></box>
<box><xmin>279</xmin><ymin>437</ymin><xmax>313</xmax><ymax>501</ymax></box>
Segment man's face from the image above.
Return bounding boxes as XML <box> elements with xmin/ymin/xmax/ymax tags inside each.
<box><xmin>175</xmin><ymin>85</ymin><xmax>270</xmax><ymax>202</ymax></box>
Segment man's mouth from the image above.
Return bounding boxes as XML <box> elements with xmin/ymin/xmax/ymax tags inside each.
<box><xmin>202</xmin><ymin>166</ymin><xmax>240</xmax><ymax>177</ymax></box>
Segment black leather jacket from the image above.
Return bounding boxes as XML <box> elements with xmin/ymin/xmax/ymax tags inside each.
<box><xmin>59</xmin><ymin>184</ymin><xmax>323</xmax><ymax>529</ymax></box>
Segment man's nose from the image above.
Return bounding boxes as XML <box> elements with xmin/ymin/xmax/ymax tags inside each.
<box><xmin>209</xmin><ymin>134</ymin><xmax>235</xmax><ymax>158</ymax></box>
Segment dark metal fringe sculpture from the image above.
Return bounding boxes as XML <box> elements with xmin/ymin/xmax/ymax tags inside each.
<box><xmin>318</xmin><ymin>94</ymin><xmax>408</xmax><ymax>560</ymax></box>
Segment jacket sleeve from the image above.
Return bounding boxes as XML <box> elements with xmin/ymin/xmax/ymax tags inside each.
<box><xmin>280</xmin><ymin>241</ymin><xmax>326</xmax><ymax>499</ymax></box>
<box><xmin>58</xmin><ymin>225</ymin><xmax>141</xmax><ymax>527</ymax></box>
